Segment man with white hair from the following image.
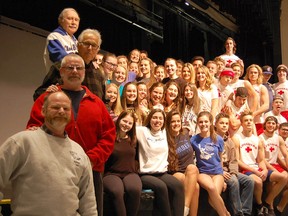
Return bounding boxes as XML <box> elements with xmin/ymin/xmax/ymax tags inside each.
<box><xmin>44</xmin><ymin>8</ymin><xmax>80</xmax><ymax>73</ymax></box>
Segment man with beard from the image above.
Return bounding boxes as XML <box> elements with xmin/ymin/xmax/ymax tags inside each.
<box><xmin>0</xmin><ymin>91</ymin><xmax>97</xmax><ymax>215</ymax></box>
<box><xmin>27</xmin><ymin>54</ymin><xmax>116</xmax><ymax>216</ymax></box>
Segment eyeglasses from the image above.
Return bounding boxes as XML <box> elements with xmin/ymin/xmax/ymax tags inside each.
<box><xmin>105</xmin><ymin>61</ymin><xmax>118</xmax><ymax>68</ymax></box>
<box><xmin>78</xmin><ymin>41</ymin><xmax>99</xmax><ymax>50</ymax></box>
<box><xmin>280</xmin><ymin>128</ymin><xmax>288</xmax><ymax>131</ymax></box>
<box><xmin>63</xmin><ymin>65</ymin><xmax>85</xmax><ymax>72</ymax></box>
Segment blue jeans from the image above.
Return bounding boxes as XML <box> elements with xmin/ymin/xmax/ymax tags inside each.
<box><xmin>226</xmin><ymin>173</ymin><xmax>254</xmax><ymax>216</ymax></box>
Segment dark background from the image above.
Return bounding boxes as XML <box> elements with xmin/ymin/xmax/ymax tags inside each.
<box><xmin>0</xmin><ymin>0</ymin><xmax>283</xmax><ymax>79</ymax></box>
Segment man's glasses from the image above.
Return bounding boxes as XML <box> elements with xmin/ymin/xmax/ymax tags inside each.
<box><xmin>63</xmin><ymin>65</ymin><xmax>85</xmax><ymax>72</ymax></box>
<box><xmin>280</xmin><ymin>128</ymin><xmax>288</xmax><ymax>132</ymax></box>
<box><xmin>105</xmin><ymin>61</ymin><xmax>117</xmax><ymax>68</ymax></box>
<box><xmin>78</xmin><ymin>41</ymin><xmax>99</xmax><ymax>50</ymax></box>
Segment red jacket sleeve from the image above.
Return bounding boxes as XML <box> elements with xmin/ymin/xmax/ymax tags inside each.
<box><xmin>26</xmin><ymin>92</ymin><xmax>48</xmax><ymax>129</ymax></box>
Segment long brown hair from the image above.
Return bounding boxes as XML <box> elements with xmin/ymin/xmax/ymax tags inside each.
<box><xmin>195</xmin><ymin>65</ymin><xmax>213</xmax><ymax>90</ymax></box>
<box><xmin>148</xmin><ymin>82</ymin><xmax>164</xmax><ymax>109</ymax></box>
<box><xmin>180</xmin><ymin>83</ymin><xmax>200</xmax><ymax>115</ymax></box>
<box><xmin>165</xmin><ymin>110</ymin><xmax>180</xmax><ymax>172</ymax></box>
<box><xmin>244</xmin><ymin>64</ymin><xmax>263</xmax><ymax>85</ymax></box>
<box><xmin>197</xmin><ymin>111</ymin><xmax>217</xmax><ymax>143</ymax></box>
<box><xmin>121</xmin><ymin>82</ymin><xmax>138</xmax><ymax>110</ymax></box>
<box><xmin>115</xmin><ymin>111</ymin><xmax>137</xmax><ymax>146</ymax></box>
<box><xmin>163</xmin><ymin>81</ymin><xmax>181</xmax><ymax>111</ymax></box>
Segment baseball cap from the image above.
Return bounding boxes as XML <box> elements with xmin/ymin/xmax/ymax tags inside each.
<box><xmin>220</xmin><ymin>69</ymin><xmax>235</xmax><ymax>78</ymax></box>
<box><xmin>262</xmin><ymin>65</ymin><xmax>273</xmax><ymax>75</ymax></box>
<box><xmin>235</xmin><ymin>87</ymin><xmax>248</xmax><ymax>98</ymax></box>
<box><xmin>276</xmin><ymin>64</ymin><xmax>288</xmax><ymax>73</ymax></box>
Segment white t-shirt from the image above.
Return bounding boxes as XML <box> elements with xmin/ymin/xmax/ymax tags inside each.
<box><xmin>136</xmin><ymin>126</ymin><xmax>168</xmax><ymax>173</ymax></box>
<box><xmin>198</xmin><ymin>84</ymin><xmax>219</xmax><ymax>113</ymax></box>
<box><xmin>236</xmin><ymin>133</ymin><xmax>259</xmax><ymax>170</ymax></box>
<box><xmin>259</xmin><ymin>133</ymin><xmax>279</xmax><ymax>164</ymax></box>
<box><xmin>220</xmin><ymin>53</ymin><xmax>241</xmax><ymax>68</ymax></box>
<box><xmin>264</xmin><ymin>111</ymin><xmax>287</xmax><ymax>124</ymax></box>
<box><xmin>273</xmin><ymin>80</ymin><xmax>288</xmax><ymax>110</ymax></box>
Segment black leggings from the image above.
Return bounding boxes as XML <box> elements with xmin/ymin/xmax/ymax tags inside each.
<box><xmin>103</xmin><ymin>173</ymin><xmax>142</xmax><ymax>216</ymax></box>
<box><xmin>141</xmin><ymin>173</ymin><xmax>184</xmax><ymax>216</ymax></box>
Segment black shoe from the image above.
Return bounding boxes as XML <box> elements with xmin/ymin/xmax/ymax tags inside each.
<box><xmin>273</xmin><ymin>207</ymin><xmax>282</xmax><ymax>216</ymax></box>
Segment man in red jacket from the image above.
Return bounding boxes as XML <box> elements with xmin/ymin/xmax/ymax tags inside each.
<box><xmin>27</xmin><ymin>53</ymin><xmax>115</xmax><ymax>216</ymax></box>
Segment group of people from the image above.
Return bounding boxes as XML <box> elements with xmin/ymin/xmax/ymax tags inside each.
<box><xmin>1</xmin><ymin>7</ymin><xmax>288</xmax><ymax>216</ymax></box>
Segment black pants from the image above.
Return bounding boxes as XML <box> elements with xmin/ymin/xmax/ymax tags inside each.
<box><xmin>93</xmin><ymin>171</ymin><xmax>103</xmax><ymax>216</ymax></box>
<box><xmin>141</xmin><ymin>173</ymin><xmax>184</xmax><ymax>216</ymax></box>
<box><xmin>103</xmin><ymin>173</ymin><xmax>142</xmax><ymax>216</ymax></box>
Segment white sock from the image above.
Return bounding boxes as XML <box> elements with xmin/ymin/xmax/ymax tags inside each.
<box><xmin>184</xmin><ymin>206</ymin><xmax>190</xmax><ymax>216</ymax></box>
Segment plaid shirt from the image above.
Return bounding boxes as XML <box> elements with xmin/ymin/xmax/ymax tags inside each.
<box><xmin>82</xmin><ymin>62</ymin><xmax>105</xmax><ymax>100</ymax></box>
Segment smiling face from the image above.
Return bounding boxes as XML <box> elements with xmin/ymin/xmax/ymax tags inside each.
<box><xmin>277</xmin><ymin>69</ymin><xmax>287</xmax><ymax>82</ymax></box>
<box><xmin>117</xmin><ymin>57</ymin><xmax>128</xmax><ymax>70</ymax></box>
<box><xmin>130</xmin><ymin>50</ymin><xmax>140</xmax><ymax>63</ymax></box>
<box><xmin>182</xmin><ymin>66</ymin><xmax>191</xmax><ymax>81</ymax></box>
<box><xmin>105</xmin><ymin>85</ymin><xmax>118</xmax><ymax>103</ymax></box>
<box><xmin>60</xmin><ymin>9</ymin><xmax>80</xmax><ymax>36</ymax></box>
<box><xmin>232</xmin><ymin>65</ymin><xmax>242</xmax><ymax>80</ymax></box>
<box><xmin>140</xmin><ymin>59</ymin><xmax>151</xmax><ymax>76</ymax></box>
<box><xmin>150</xmin><ymin>111</ymin><xmax>164</xmax><ymax>132</ymax></box>
<box><xmin>43</xmin><ymin>92</ymin><xmax>72</xmax><ymax>132</ymax></box>
<box><xmin>165</xmin><ymin>84</ymin><xmax>178</xmax><ymax>102</ymax></box>
<box><xmin>184</xmin><ymin>85</ymin><xmax>194</xmax><ymax>99</ymax></box>
<box><xmin>114</xmin><ymin>66</ymin><xmax>126</xmax><ymax>83</ymax></box>
<box><xmin>103</xmin><ymin>56</ymin><xmax>117</xmax><ymax>76</ymax></box>
<box><xmin>150</xmin><ymin>86</ymin><xmax>164</xmax><ymax>105</ymax></box>
<box><xmin>216</xmin><ymin>60</ymin><xmax>225</xmax><ymax>73</ymax></box>
<box><xmin>170</xmin><ymin>114</ymin><xmax>182</xmax><ymax>135</ymax></box>
<box><xmin>196</xmin><ymin>69</ymin><xmax>207</xmax><ymax>83</ymax></box>
<box><xmin>60</xmin><ymin>56</ymin><xmax>85</xmax><ymax>90</ymax></box>
<box><xmin>192</xmin><ymin>60</ymin><xmax>203</xmax><ymax>69</ymax></box>
<box><xmin>264</xmin><ymin>120</ymin><xmax>277</xmax><ymax>133</ymax></box>
<box><xmin>129</xmin><ymin>62</ymin><xmax>139</xmax><ymax>74</ymax></box>
<box><xmin>119</xmin><ymin>114</ymin><xmax>134</xmax><ymax>134</ymax></box>
<box><xmin>207</xmin><ymin>62</ymin><xmax>217</xmax><ymax>77</ymax></box>
<box><xmin>125</xmin><ymin>84</ymin><xmax>137</xmax><ymax>103</ymax></box>
<box><xmin>197</xmin><ymin>114</ymin><xmax>211</xmax><ymax>134</ymax></box>
<box><xmin>154</xmin><ymin>67</ymin><xmax>165</xmax><ymax>81</ymax></box>
<box><xmin>137</xmin><ymin>84</ymin><xmax>147</xmax><ymax>100</ymax></box>
<box><xmin>165</xmin><ymin>59</ymin><xmax>177</xmax><ymax>78</ymax></box>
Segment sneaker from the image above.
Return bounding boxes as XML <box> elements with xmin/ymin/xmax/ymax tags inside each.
<box><xmin>266</xmin><ymin>208</ymin><xmax>276</xmax><ymax>216</ymax></box>
<box><xmin>256</xmin><ymin>206</ymin><xmax>265</xmax><ymax>216</ymax></box>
